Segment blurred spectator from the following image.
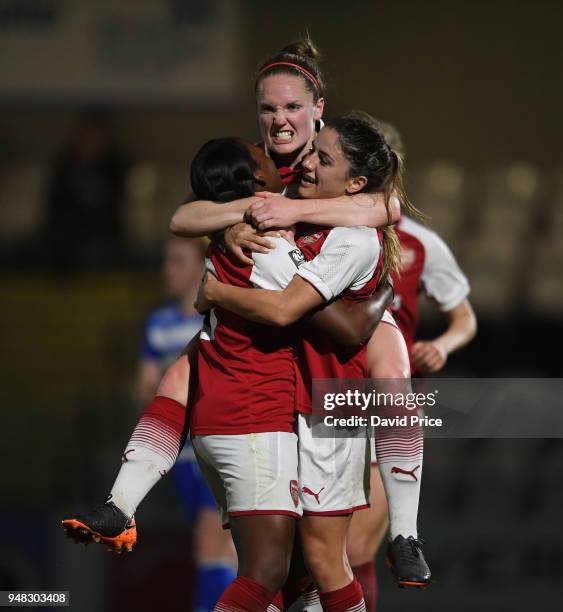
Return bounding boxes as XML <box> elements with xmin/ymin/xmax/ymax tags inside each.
<box><xmin>138</xmin><ymin>236</ymin><xmax>206</xmax><ymax>402</ymax></box>
<box><xmin>44</xmin><ymin>112</ymin><xmax>127</xmax><ymax>271</ymax></box>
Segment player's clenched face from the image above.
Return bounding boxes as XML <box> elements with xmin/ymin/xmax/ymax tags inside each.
<box><xmin>298</xmin><ymin>127</ymin><xmax>367</xmax><ymax>199</ymax></box>
<box><xmin>244</xmin><ymin>142</ymin><xmax>284</xmax><ymax>193</ymax></box>
<box><xmin>256</xmin><ymin>74</ymin><xmax>324</xmax><ymax>166</ymax></box>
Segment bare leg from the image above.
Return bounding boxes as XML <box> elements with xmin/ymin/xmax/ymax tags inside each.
<box><xmin>347</xmin><ymin>465</ymin><xmax>389</xmax><ymax>566</ymax></box>
<box><xmin>299</xmin><ymin>515</ymin><xmax>353</xmax><ymax>593</ymax></box>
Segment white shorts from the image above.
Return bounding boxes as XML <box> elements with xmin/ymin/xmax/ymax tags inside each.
<box><xmin>297</xmin><ymin>413</ymin><xmax>370</xmax><ymax>515</ymax></box>
<box><xmin>192</xmin><ymin>431</ymin><xmax>302</xmax><ymax>526</ymax></box>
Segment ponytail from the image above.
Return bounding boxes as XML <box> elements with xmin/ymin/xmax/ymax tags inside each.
<box><xmin>386</xmin><ymin>149</ymin><xmax>423</xmax><ymax>222</ymax></box>
<box><xmin>378</xmin><ymin>225</ymin><xmax>401</xmax><ymax>287</ymax></box>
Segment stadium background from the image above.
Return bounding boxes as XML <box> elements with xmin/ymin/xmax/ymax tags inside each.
<box><xmin>0</xmin><ymin>0</ymin><xmax>561</xmax><ymax>610</ymax></box>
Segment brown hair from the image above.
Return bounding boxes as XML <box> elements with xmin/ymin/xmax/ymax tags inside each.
<box><xmin>327</xmin><ymin>111</ymin><xmax>422</xmax><ymax>285</ymax></box>
<box><xmin>255</xmin><ymin>37</ymin><xmax>325</xmax><ymax>102</ymax></box>
<box><xmin>374</xmin><ymin>120</ymin><xmax>405</xmax><ymax>158</ymax></box>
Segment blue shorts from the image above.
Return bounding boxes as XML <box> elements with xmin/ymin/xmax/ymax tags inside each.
<box><xmin>172</xmin><ymin>439</ymin><xmax>217</xmax><ymax>521</ymax></box>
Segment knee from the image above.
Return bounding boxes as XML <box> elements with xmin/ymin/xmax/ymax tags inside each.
<box><xmin>238</xmin><ymin>538</ymin><xmax>291</xmax><ymax>593</ymax></box>
<box><xmin>242</xmin><ymin>554</ymin><xmax>289</xmax><ymax>594</ymax></box>
<box><xmin>195</xmin><ymin>510</ymin><xmax>236</xmax><ymax>564</ymax></box>
<box><xmin>166</xmin><ymin>358</ymin><xmax>188</xmax><ymax>385</ymax></box>
<box><xmin>303</xmin><ymin>537</ymin><xmax>345</xmax><ymax>584</ymax></box>
<box><xmin>156</xmin><ymin>357</ymin><xmax>189</xmax><ymax>404</ymax></box>
<box><xmin>346</xmin><ymin>531</ymin><xmax>370</xmax><ymax>567</ymax></box>
<box><xmin>368</xmin><ymin>327</ymin><xmax>410</xmax><ymax>380</ymax></box>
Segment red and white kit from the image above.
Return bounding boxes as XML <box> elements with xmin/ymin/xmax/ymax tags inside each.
<box><xmin>294</xmin><ymin>224</ymin><xmax>391</xmax><ymax>516</ymax></box>
<box><xmin>191</xmin><ymin>236</ymin><xmax>306</xmax><ymax>524</ymax></box>
<box><xmin>392</xmin><ymin>216</ymin><xmax>470</xmax><ymax>370</ymax></box>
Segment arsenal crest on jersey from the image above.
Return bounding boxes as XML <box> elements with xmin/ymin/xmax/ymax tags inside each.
<box><xmin>290</xmin><ymin>479</ymin><xmax>299</xmax><ymax>508</ymax></box>
<box><xmin>400</xmin><ymin>247</ymin><xmax>416</xmax><ymax>271</ymax></box>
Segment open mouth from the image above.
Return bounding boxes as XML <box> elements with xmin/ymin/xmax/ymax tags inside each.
<box><xmin>301</xmin><ymin>174</ymin><xmax>316</xmax><ymax>185</ymax></box>
<box><xmin>271</xmin><ymin>130</ymin><xmax>294</xmax><ymax>143</ymax></box>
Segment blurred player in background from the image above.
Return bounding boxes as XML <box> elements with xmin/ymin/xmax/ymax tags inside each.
<box><xmin>380</xmin><ymin>121</ymin><xmax>477</xmax><ymax>376</ymax></box>
<box><xmin>139</xmin><ymin>236</ymin><xmax>236</xmax><ymax>612</ymax></box>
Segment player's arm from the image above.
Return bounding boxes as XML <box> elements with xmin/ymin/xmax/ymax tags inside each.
<box><xmin>199</xmin><ymin>274</ymin><xmax>393</xmax><ymax>344</ymax></box>
<box><xmin>200</xmin><ymin>227</ymin><xmax>378</xmax><ymax>328</ymax></box>
<box><xmin>413</xmin><ymin>226</ymin><xmax>475</xmax><ymax>373</ymax></box>
<box><xmin>200</xmin><ymin>272</ymin><xmax>323</xmax><ymax>326</ymax></box>
<box><xmin>412</xmin><ymin>298</ymin><xmax>477</xmax><ymax>374</ymax></box>
<box><xmin>308</xmin><ymin>283</ymin><xmax>394</xmax><ymax>346</ymax></box>
<box><xmin>246</xmin><ymin>192</ymin><xmax>400</xmax><ymax>231</ymax></box>
<box><xmin>170</xmin><ymin>197</ymin><xmax>264</xmax><ymax>238</ymax></box>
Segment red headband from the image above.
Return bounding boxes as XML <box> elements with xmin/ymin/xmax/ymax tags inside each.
<box><xmin>258</xmin><ymin>61</ymin><xmax>321</xmax><ymax>96</ymax></box>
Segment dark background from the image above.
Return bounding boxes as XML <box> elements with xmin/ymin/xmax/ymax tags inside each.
<box><xmin>1</xmin><ymin>1</ymin><xmax>562</xmax><ymax>610</ymax></box>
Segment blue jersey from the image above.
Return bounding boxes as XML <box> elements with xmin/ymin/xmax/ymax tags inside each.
<box><xmin>141</xmin><ymin>302</ymin><xmax>203</xmax><ymax>368</ymax></box>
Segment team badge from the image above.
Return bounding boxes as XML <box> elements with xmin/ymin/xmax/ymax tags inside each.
<box><xmin>400</xmin><ymin>247</ymin><xmax>416</xmax><ymax>271</ymax></box>
<box><xmin>288</xmin><ymin>248</ymin><xmax>306</xmax><ymax>268</ymax></box>
<box><xmin>290</xmin><ymin>479</ymin><xmax>299</xmax><ymax>508</ymax></box>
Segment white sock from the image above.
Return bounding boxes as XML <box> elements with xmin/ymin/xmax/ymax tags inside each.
<box><xmin>109</xmin><ymin>415</ymin><xmax>180</xmax><ymax>517</ymax></box>
<box><xmin>374</xmin><ymin>422</ymin><xmax>423</xmax><ymax>539</ymax></box>
<box><xmin>378</xmin><ymin>458</ymin><xmax>422</xmax><ymax>539</ymax></box>
<box><xmin>300</xmin><ymin>588</ymin><xmax>322</xmax><ymax>612</ymax></box>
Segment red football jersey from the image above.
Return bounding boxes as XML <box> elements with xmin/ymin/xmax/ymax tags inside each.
<box><xmin>293</xmin><ymin>225</ymin><xmax>383</xmax><ymax>413</ymax></box>
<box><xmin>391</xmin><ymin>216</ymin><xmax>470</xmax><ymax>369</ymax></box>
<box><xmin>190</xmin><ymin>236</ymin><xmax>306</xmax><ymax>435</ymax></box>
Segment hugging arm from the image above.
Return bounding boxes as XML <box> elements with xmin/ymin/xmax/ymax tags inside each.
<box><xmin>201</xmin><ymin>274</ymin><xmax>393</xmax><ymax>346</ymax></box>
<box><xmin>203</xmin><ymin>273</ymin><xmax>324</xmax><ymax>327</ymax></box>
<box><xmin>169</xmin><ymin>197</ymin><xmax>262</xmax><ymax>238</ymax></box>
<box><xmin>308</xmin><ymin>283</ymin><xmax>394</xmax><ymax>346</ymax></box>
<box><xmin>247</xmin><ymin>192</ymin><xmax>401</xmax><ymax>231</ymax></box>
<box><xmin>199</xmin><ymin>227</ymin><xmax>383</xmax><ymax>342</ymax></box>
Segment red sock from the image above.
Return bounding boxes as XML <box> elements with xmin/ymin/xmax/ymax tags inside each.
<box><xmin>126</xmin><ymin>396</ymin><xmax>188</xmax><ymax>466</ymax></box>
<box><xmin>214</xmin><ymin>576</ymin><xmax>275</xmax><ymax>611</ymax></box>
<box><xmin>352</xmin><ymin>562</ymin><xmax>377</xmax><ymax>612</ymax></box>
<box><xmin>145</xmin><ymin>395</ymin><xmax>189</xmax><ymax>433</ymax></box>
<box><xmin>319</xmin><ymin>578</ymin><xmax>366</xmax><ymax>612</ymax></box>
